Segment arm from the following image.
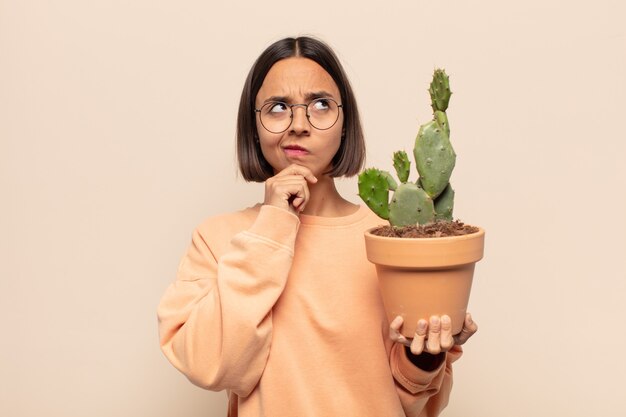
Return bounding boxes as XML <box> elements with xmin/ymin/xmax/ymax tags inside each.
<box><xmin>157</xmin><ymin>205</ymin><xmax>299</xmax><ymax>397</ymax></box>
<box><xmin>389</xmin><ymin>314</ymin><xmax>477</xmax><ymax>416</ymax></box>
<box><xmin>390</xmin><ymin>343</ymin><xmax>463</xmax><ymax>417</ymax></box>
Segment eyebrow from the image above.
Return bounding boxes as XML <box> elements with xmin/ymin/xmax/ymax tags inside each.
<box><xmin>263</xmin><ymin>90</ymin><xmax>337</xmax><ymax>104</ymax></box>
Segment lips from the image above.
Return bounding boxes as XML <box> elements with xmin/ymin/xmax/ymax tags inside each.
<box><xmin>282</xmin><ymin>144</ymin><xmax>309</xmax><ymax>156</ymax></box>
<box><xmin>283</xmin><ymin>145</ymin><xmax>308</xmax><ymax>151</ymax></box>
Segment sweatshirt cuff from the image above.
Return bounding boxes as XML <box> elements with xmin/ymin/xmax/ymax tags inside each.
<box><xmin>246</xmin><ymin>205</ymin><xmax>300</xmax><ymax>249</ymax></box>
<box><xmin>390</xmin><ymin>343</ymin><xmax>447</xmax><ymax>395</ymax></box>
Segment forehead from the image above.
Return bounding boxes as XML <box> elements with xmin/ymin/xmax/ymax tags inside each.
<box><xmin>256</xmin><ymin>57</ymin><xmax>340</xmax><ymax>102</ymax></box>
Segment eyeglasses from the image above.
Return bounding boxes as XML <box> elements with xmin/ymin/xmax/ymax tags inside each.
<box><xmin>254</xmin><ymin>97</ymin><xmax>343</xmax><ymax>134</ymax></box>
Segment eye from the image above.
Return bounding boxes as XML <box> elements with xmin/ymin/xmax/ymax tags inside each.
<box><xmin>268</xmin><ymin>102</ymin><xmax>288</xmax><ymax>113</ymax></box>
<box><xmin>312</xmin><ymin>99</ymin><xmax>330</xmax><ymax>111</ymax></box>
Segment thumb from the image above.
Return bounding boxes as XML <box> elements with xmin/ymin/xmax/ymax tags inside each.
<box><xmin>453</xmin><ymin>313</ymin><xmax>478</xmax><ymax>345</ymax></box>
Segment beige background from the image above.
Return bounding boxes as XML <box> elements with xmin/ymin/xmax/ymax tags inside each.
<box><xmin>2</xmin><ymin>0</ymin><xmax>625</xmax><ymax>416</ymax></box>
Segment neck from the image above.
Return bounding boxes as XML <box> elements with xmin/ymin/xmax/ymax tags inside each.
<box><xmin>299</xmin><ymin>175</ymin><xmax>358</xmax><ymax>217</ymax></box>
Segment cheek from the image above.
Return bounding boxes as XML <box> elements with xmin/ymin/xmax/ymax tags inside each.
<box><xmin>258</xmin><ymin>130</ymin><xmax>279</xmax><ymax>146</ymax></box>
<box><xmin>257</xmin><ymin>132</ymin><xmax>281</xmax><ymax>160</ymax></box>
<box><xmin>330</xmin><ymin>120</ymin><xmax>344</xmax><ymax>151</ymax></box>
<box><xmin>322</xmin><ymin>132</ymin><xmax>343</xmax><ymax>163</ymax></box>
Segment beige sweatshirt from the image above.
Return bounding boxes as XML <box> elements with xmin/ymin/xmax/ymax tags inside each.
<box><xmin>158</xmin><ymin>204</ymin><xmax>462</xmax><ymax>417</ymax></box>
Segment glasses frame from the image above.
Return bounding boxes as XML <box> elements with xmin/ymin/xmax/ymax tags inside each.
<box><xmin>254</xmin><ymin>97</ymin><xmax>343</xmax><ymax>134</ymax></box>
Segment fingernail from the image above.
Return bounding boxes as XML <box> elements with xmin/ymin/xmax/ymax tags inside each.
<box><xmin>441</xmin><ymin>316</ymin><xmax>451</xmax><ymax>326</ymax></box>
<box><xmin>418</xmin><ymin>321</ymin><xmax>427</xmax><ymax>331</ymax></box>
<box><xmin>467</xmin><ymin>314</ymin><xmax>473</xmax><ymax>324</ymax></box>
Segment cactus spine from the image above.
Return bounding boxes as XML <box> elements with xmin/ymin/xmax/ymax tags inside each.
<box><xmin>358</xmin><ymin>68</ymin><xmax>457</xmax><ymax>227</ymax></box>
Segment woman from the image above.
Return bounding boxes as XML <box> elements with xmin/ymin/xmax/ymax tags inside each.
<box><xmin>157</xmin><ymin>36</ymin><xmax>477</xmax><ymax>417</ymax></box>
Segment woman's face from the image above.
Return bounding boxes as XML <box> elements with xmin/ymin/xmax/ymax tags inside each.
<box><xmin>255</xmin><ymin>57</ymin><xmax>344</xmax><ymax>177</ymax></box>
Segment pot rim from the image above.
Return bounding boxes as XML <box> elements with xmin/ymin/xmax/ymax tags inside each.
<box><xmin>364</xmin><ymin>225</ymin><xmax>485</xmax><ymax>242</ymax></box>
<box><xmin>364</xmin><ymin>225</ymin><xmax>485</xmax><ymax>268</ymax></box>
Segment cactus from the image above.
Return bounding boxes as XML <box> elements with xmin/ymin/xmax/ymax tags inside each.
<box><xmin>358</xmin><ymin>68</ymin><xmax>457</xmax><ymax>227</ymax></box>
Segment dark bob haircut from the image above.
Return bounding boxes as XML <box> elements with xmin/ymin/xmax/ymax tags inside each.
<box><xmin>236</xmin><ymin>36</ymin><xmax>365</xmax><ymax>182</ymax></box>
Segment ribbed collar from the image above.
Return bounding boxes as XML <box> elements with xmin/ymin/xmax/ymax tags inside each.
<box><xmin>298</xmin><ymin>204</ymin><xmax>371</xmax><ymax>227</ymax></box>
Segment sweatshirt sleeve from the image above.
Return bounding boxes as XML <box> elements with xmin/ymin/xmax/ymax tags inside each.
<box><xmin>157</xmin><ymin>205</ymin><xmax>300</xmax><ymax>397</ymax></box>
<box><xmin>390</xmin><ymin>343</ymin><xmax>463</xmax><ymax>417</ymax></box>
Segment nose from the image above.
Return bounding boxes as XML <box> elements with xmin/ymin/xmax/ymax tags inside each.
<box><xmin>290</xmin><ymin>104</ymin><xmax>310</xmax><ymax>135</ymax></box>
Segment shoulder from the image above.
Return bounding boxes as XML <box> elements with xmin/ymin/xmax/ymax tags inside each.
<box><xmin>195</xmin><ymin>204</ymin><xmax>262</xmax><ymax>239</ymax></box>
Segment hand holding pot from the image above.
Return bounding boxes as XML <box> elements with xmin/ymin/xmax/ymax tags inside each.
<box><xmin>389</xmin><ymin>313</ymin><xmax>477</xmax><ymax>355</ymax></box>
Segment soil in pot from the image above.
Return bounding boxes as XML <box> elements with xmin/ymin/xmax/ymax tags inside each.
<box><xmin>370</xmin><ymin>220</ymin><xmax>479</xmax><ymax>238</ymax></box>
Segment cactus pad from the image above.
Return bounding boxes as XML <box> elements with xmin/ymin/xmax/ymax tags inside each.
<box><xmin>393</xmin><ymin>151</ymin><xmax>411</xmax><ymax>183</ymax></box>
<box><xmin>434</xmin><ymin>183</ymin><xmax>455</xmax><ymax>221</ymax></box>
<box><xmin>358</xmin><ymin>168</ymin><xmax>391</xmax><ymax>220</ymax></box>
<box><xmin>429</xmin><ymin>69</ymin><xmax>452</xmax><ymax>113</ymax></box>
<box><xmin>414</xmin><ymin>118</ymin><xmax>456</xmax><ymax>199</ymax></box>
<box><xmin>389</xmin><ymin>183</ymin><xmax>435</xmax><ymax>227</ymax></box>
<box><xmin>381</xmin><ymin>171</ymin><xmax>398</xmax><ymax>191</ymax></box>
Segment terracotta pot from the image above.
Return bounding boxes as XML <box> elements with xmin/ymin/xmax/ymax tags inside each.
<box><xmin>364</xmin><ymin>227</ymin><xmax>485</xmax><ymax>337</ymax></box>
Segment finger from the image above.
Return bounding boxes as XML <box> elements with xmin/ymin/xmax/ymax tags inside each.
<box><xmin>440</xmin><ymin>315</ymin><xmax>454</xmax><ymax>350</ymax></box>
<box><xmin>290</xmin><ymin>182</ymin><xmax>310</xmax><ymax>212</ymax></box>
<box><xmin>304</xmin><ymin>172</ymin><xmax>318</xmax><ymax>184</ymax></box>
<box><xmin>270</xmin><ymin>175</ymin><xmax>310</xmax><ymax>187</ymax></box>
<box><xmin>287</xmin><ymin>185</ymin><xmax>307</xmax><ymax>211</ymax></box>
<box><xmin>426</xmin><ymin>316</ymin><xmax>442</xmax><ymax>354</ymax></box>
<box><xmin>276</xmin><ymin>164</ymin><xmax>318</xmax><ymax>184</ymax></box>
<box><xmin>299</xmin><ymin>177</ymin><xmax>311</xmax><ymax>212</ymax></box>
<box><xmin>453</xmin><ymin>313</ymin><xmax>478</xmax><ymax>346</ymax></box>
<box><xmin>291</xmin><ymin>195</ymin><xmax>305</xmax><ymax>211</ymax></box>
<box><xmin>389</xmin><ymin>316</ymin><xmax>411</xmax><ymax>347</ymax></box>
<box><xmin>390</xmin><ymin>315</ymin><xmax>403</xmax><ymax>332</ymax></box>
<box><xmin>410</xmin><ymin>319</ymin><xmax>428</xmax><ymax>355</ymax></box>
